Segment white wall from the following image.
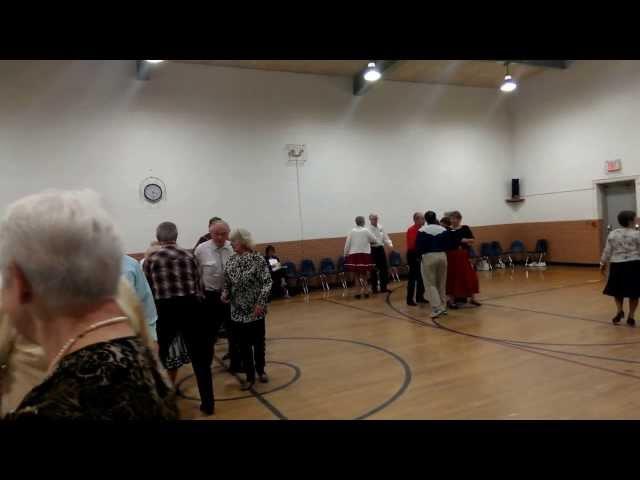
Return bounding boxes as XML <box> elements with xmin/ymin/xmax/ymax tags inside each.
<box><xmin>511</xmin><ymin>60</ymin><xmax>640</xmax><ymax>223</ymax></box>
<box><xmin>0</xmin><ymin>60</ymin><xmax>513</xmax><ymax>252</ymax></box>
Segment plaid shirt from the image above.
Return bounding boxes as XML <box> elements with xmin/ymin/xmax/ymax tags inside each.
<box><xmin>143</xmin><ymin>244</ymin><xmax>204</xmax><ymax>301</ymax></box>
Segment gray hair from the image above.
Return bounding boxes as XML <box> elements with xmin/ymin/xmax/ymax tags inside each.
<box><xmin>229</xmin><ymin>228</ymin><xmax>255</xmax><ymax>250</ymax></box>
<box><xmin>0</xmin><ymin>189</ymin><xmax>123</xmax><ymax>310</ymax></box>
<box><xmin>355</xmin><ymin>216</ymin><xmax>365</xmax><ymax>227</ymax></box>
<box><xmin>156</xmin><ymin>221</ymin><xmax>178</xmax><ymax>243</ymax></box>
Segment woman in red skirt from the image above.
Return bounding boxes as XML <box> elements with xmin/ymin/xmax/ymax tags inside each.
<box><xmin>344</xmin><ymin>216</ymin><xmax>377</xmax><ymax>299</ymax></box>
<box><xmin>445</xmin><ymin>211</ymin><xmax>481</xmax><ymax>308</ymax></box>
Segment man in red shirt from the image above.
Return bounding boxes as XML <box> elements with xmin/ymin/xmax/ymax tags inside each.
<box><xmin>406</xmin><ymin>212</ymin><xmax>426</xmax><ymax>306</ymax></box>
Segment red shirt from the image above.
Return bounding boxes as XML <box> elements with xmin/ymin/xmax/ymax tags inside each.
<box><xmin>406</xmin><ymin>224</ymin><xmax>420</xmax><ymax>252</ymax></box>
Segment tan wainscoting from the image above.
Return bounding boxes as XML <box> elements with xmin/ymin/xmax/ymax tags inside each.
<box><xmin>127</xmin><ymin>219</ymin><xmax>603</xmax><ymax>268</ymax></box>
<box><xmin>512</xmin><ymin>219</ymin><xmax>602</xmax><ymax>264</ymax></box>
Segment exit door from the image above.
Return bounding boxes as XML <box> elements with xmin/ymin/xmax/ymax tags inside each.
<box><xmin>598</xmin><ymin>180</ymin><xmax>637</xmax><ymax>247</ymax></box>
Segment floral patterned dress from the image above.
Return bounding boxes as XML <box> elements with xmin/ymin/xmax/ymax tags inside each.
<box><xmin>5</xmin><ymin>337</ymin><xmax>178</xmax><ymax>420</ymax></box>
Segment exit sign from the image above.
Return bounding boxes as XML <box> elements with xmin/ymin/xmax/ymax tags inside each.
<box><xmin>606</xmin><ymin>159</ymin><xmax>622</xmax><ymax>172</ymax></box>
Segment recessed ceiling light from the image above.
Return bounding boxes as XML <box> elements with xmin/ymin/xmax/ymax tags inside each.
<box><xmin>145</xmin><ymin>60</ymin><xmax>165</xmax><ymax>64</ymax></box>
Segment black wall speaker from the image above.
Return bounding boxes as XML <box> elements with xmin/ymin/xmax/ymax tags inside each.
<box><xmin>511</xmin><ymin>179</ymin><xmax>520</xmax><ymax>198</ymax></box>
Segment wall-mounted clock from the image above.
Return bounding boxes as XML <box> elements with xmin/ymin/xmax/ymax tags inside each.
<box><xmin>143</xmin><ymin>183</ymin><xmax>163</xmax><ymax>203</ymax></box>
<box><xmin>140</xmin><ymin>176</ymin><xmax>167</xmax><ymax>205</ymax></box>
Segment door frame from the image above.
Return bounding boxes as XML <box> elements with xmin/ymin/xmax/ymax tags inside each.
<box><xmin>593</xmin><ymin>175</ymin><xmax>639</xmax><ymax>250</ymax></box>
<box><xmin>593</xmin><ymin>175</ymin><xmax>640</xmax><ymax>219</ymax></box>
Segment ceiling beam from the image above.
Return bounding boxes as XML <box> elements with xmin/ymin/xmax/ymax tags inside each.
<box><xmin>353</xmin><ymin>60</ymin><xmax>401</xmax><ymax>96</ymax></box>
<box><xmin>506</xmin><ymin>60</ymin><xmax>572</xmax><ymax>69</ymax></box>
<box><xmin>136</xmin><ymin>60</ymin><xmax>152</xmax><ymax>80</ymax></box>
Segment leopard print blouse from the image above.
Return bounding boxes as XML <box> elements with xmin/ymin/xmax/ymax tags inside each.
<box><xmin>224</xmin><ymin>251</ymin><xmax>273</xmax><ymax>324</ymax></box>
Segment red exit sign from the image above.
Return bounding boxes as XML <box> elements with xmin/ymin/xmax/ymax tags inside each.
<box><xmin>606</xmin><ymin>159</ymin><xmax>622</xmax><ymax>172</ymax></box>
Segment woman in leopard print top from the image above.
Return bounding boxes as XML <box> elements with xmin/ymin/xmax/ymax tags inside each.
<box><xmin>223</xmin><ymin>228</ymin><xmax>272</xmax><ymax>390</ymax></box>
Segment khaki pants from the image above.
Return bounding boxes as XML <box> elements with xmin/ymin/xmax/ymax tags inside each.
<box><xmin>421</xmin><ymin>252</ymin><xmax>448</xmax><ymax>313</ymax></box>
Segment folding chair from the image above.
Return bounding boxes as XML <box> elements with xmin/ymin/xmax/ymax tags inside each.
<box><xmin>299</xmin><ymin>259</ymin><xmax>320</xmax><ymax>295</ymax></box>
<box><xmin>336</xmin><ymin>256</ymin><xmax>348</xmax><ymax>289</ymax></box>
<box><xmin>388</xmin><ymin>251</ymin><xmax>403</xmax><ymax>282</ymax></box>
<box><xmin>319</xmin><ymin>258</ymin><xmax>338</xmax><ymax>291</ymax></box>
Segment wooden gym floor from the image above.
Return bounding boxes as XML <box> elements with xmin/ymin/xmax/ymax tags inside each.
<box><xmin>176</xmin><ymin>266</ymin><xmax>640</xmax><ymax>420</ymax></box>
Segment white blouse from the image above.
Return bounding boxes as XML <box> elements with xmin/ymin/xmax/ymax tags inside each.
<box><xmin>601</xmin><ymin>228</ymin><xmax>640</xmax><ymax>264</ymax></box>
<box><xmin>344</xmin><ymin>227</ymin><xmax>377</xmax><ymax>256</ymax></box>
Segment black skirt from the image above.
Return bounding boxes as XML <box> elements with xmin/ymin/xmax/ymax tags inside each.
<box><xmin>603</xmin><ymin>260</ymin><xmax>640</xmax><ymax>298</ymax></box>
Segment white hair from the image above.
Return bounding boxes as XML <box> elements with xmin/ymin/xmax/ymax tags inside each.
<box><xmin>229</xmin><ymin>228</ymin><xmax>255</xmax><ymax>250</ymax></box>
<box><xmin>0</xmin><ymin>189</ymin><xmax>123</xmax><ymax>311</ymax></box>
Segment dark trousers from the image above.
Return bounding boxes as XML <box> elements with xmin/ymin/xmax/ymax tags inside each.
<box><xmin>231</xmin><ymin>318</ymin><xmax>266</xmax><ymax>383</ymax></box>
<box><xmin>156</xmin><ymin>296</ymin><xmax>215</xmax><ymax>410</ymax></box>
<box><xmin>269</xmin><ymin>269</ymin><xmax>287</xmax><ymax>299</ymax></box>
<box><xmin>204</xmin><ymin>290</ymin><xmax>240</xmax><ymax>371</ymax></box>
<box><xmin>406</xmin><ymin>250</ymin><xmax>425</xmax><ymax>303</ymax></box>
<box><xmin>370</xmin><ymin>246</ymin><xmax>390</xmax><ymax>293</ymax></box>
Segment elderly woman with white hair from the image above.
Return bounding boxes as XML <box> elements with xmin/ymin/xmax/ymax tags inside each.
<box><xmin>222</xmin><ymin>228</ymin><xmax>273</xmax><ymax>390</ymax></box>
<box><xmin>0</xmin><ymin>189</ymin><xmax>177</xmax><ymax>420</ymax></box>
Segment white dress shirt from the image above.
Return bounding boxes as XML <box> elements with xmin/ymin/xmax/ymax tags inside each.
<box><xmin>344</xmin><ymin>227</ymin><xmax>377</xmax><ymax>256</ymax></box>
<box><xmin>194</xmin><ymin>240</ymin><xmax>234</xmax><ymax>291</ymax></box>
<box><xmin>367</xmin><ymin>224</ymin><xmax>393</xmax><ymax>248</ymax></box>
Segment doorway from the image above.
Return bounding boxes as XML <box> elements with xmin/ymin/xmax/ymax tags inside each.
<box><xmin>597</xmin><ymin>179</ymin><xmax>637</xmax><ymax>247</ymax></box>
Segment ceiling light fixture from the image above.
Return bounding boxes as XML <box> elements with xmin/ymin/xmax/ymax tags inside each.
<box><xmin>363</xmin><ymin>62</ymin><xmax>381</xmax><ymax>82</ymax></box>
<box><xmin>145</xmin><ymin>60</ymin><xmax>165</xmax><ymax>64</ymax></box>
<box><xmin>500</xmin><ymin>63</ymin><xmax>517</xmax><ymax>92</ymax></box>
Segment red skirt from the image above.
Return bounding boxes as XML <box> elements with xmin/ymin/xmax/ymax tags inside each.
<box><xmin>345</xmin><ymin>253</ymin><xmax>375</xmax><ymax>273</ymax></box>
<box><xmin>446</xmin><ymin>249</ymin><xmax>479</xmax><ymax>297</ymax></box>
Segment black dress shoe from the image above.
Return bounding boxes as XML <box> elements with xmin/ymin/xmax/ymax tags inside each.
<box><xmin>407</xmin><ymin>301</ymin><xmax>418</xmax><ymax>306</ymax></box>
<box><xmin>240</xmin><ymin>380</ymin><xmax>255</xmax><ymax>391</ymax></box>
<box><xmin>627</xmin><ymin>317</ymin><xmax>636</xmax><ymax>327</ymax></box>
<box><xmin>447</xmin><ymin>302</ymin><xmax>459</xmax><ymax>310</ymax></box>
<box><xmin>612</xmin><ymin>311</ymin><xmax>624</xmax><ymax>325</ymax></box>
<box><xmin>200</xmin><ymin>404</ymin><xmax>215</xmax><ymax>416</ymax></box>
<box><xmin>354</xmin><ymin>294</ymin><xmax>362</xmax><ymax>299</ymax></box>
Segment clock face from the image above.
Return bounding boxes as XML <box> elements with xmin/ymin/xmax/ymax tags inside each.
<box><xmin>144</xmin><ymin>183</ymin><xmax>163</xmax><ymax>203</ymax></box>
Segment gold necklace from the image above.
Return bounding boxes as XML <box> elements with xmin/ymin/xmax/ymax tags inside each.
<box><xmin>47</xmin><ymin>316</ymin><xmax>128</xmax><ymax>376</ymax></box>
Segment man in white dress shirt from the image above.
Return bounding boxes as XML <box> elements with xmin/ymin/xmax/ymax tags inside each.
<box><xmin>367</xmin><ymin>213</ymin><xmax>393</xmax><ymax>294</ymax></box>
<box><xmin>194</xmin><ymin>220</ymin><xmax>240</xmax><ymax>372</ymax></box>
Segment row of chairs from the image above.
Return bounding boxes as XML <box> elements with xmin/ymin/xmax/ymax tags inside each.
<box><xmin>472</xmin><ymin>239</ymin><xmax>549</xmax><ymax>270</ymax></box>
<box><xmin>281</xmin><ymin>240</ymin><xmax>549</xmax><ymax>293</ymax></box>
<box><xmin>281</xmin><ymin>252</ymin><xmax>407</xmax><ymax>294</ymax></box>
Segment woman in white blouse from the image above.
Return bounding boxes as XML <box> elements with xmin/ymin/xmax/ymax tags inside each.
<box><xmin>344</xmin><ymin>216</ymin><xmax>377</xmax><ymax>299</ymax></box>
<box><xmin>600</xmin><ymin>210</ymin><xmax>640</xmax><ymax>326</ymax></box>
